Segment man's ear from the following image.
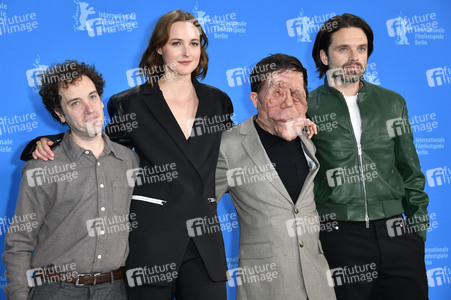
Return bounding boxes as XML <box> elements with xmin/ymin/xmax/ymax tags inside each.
<box><xmin>54</xmin><ymin>109</ymin><xmax>66</xmax><ymax>124</ymax></box>
<box><xmin>249</xmin><ymin>92</ymin><xmax>259</xmax><ymax>109</ymax></box>
<box><xmin>320</xmin><ymin>49</ymin><xmax>329</xmax><ymax>66</ymax></box>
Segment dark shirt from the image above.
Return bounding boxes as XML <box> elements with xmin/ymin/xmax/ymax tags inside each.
<box><xmin>254</xmin><ymin>120</ymin><xmax>309</xmax><ymax>203</ymax></box>
<box><xmin>3</xmin><ymin>131</ymin><xmax>139</xmax><ymax>299</ymax></box>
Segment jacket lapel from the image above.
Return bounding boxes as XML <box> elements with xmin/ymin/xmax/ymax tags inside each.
<box><xmin>140</xmin><ymin>80</ymin><xmax>205</xmax><ymax>175</ymax></box>
<box><xmin>241</xmin><ymin>116</ymin><xmax>292</xmax><ymax>204</ymax></box>
<box><xmin>294</xmin><ymin>133</ymin><xmax>319</xmax><ymax>207</ymax></box>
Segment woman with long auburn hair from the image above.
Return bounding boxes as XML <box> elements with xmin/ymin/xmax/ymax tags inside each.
<box><xmin>25</xmin><ymin>9</ymin><xmax>233</xmax><ymax>300</ymax></box>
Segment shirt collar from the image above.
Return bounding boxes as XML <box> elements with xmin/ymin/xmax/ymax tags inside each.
<box><xmin>61</xmin><ymin>130</ymin><xmax>126</xmax><ymax>162</ymax></box>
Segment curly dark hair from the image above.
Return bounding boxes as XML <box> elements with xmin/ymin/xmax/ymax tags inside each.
<box><xmin>38</xmin><ymin>60</ymin><xmax>105</xmax><ymax>124</ymax></box>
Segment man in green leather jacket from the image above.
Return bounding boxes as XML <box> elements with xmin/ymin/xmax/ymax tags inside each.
<box><xmin>307</xmin><ymin>13</ymin><xmax>429</xmax><ymax>300</ymax></box>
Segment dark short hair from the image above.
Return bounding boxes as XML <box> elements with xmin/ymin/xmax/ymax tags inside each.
<box><xmin>312</xmin><ymin>13</ymin><xmax>374</xmax><ymax>78</ymax></box>
<box><xmin>250</xmin><ymin>53</ymin><xmax>308</xmax><ymax>97</ymax></box>
<box><xmin>139</xmin><ymin>9</ymin><xmax>209</xmax><ymax>85</ymax></box>
<box><xmin>39</xmin><ymin>60</ymin><xmax>105</xmax><ymax>124</ymax></box>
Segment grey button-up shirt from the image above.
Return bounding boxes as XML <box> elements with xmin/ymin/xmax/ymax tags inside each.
<box><xmin>3</xmin><ymin>131</ymin><xmax>139</xmax><ymax>299</ymax></box>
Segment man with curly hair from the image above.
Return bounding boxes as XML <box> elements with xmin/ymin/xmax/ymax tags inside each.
<box><xmin>3</xmin><ymin>60</ymin><xmax>139</xmax><ymax>299</ymax></box>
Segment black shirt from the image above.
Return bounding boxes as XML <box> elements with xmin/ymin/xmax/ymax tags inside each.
<box><xmin>254</xmin><ymin>120</ymin><xmax>309</xmax><ymax>203</ymax></box>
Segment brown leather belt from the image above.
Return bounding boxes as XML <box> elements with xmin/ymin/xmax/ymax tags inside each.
<box><xmin>37</xmin><ymin>267</ymin><xmax>124</xmax><ymax>286</ymax></box>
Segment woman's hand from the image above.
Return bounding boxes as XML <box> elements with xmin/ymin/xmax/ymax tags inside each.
<box><xmin>33</xmin><ymin>138</ymin><xmax>55</xmax><ymax>161</ymax></box>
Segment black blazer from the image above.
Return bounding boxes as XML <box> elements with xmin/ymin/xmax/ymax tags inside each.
<box><xmin>106</xmin><ymin>78</ymin><xmax>233</xmax><ymax>284</ymax></box>
<box><xmin>21</xmin><ymin>78</ymin><xmax>234</xmax><ymax>285</ymax></box>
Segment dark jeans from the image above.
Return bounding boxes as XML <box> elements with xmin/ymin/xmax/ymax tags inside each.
<box><xmin>28</xmin><ymin>278</ymin><xmax>126</xmax><ymax>300</ymax></box>
<box><xmin>320</xmin><ymin>215</ymin><xmax>428</xmax><ymax>300</ymax></box>
<box><xmin>127</xmin><ymin>238</ymin><xmax>226</xmax><ymax>300</ymax></box>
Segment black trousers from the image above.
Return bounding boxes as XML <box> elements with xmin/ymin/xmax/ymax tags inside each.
<box><xmin>126</xmin><ymin>238</ymin><xmax>226</xmax><ymax>300</ymax></box>
<box><xmin>320</xmin><ymin>215</ymin><xmax>428</xmax><ymax>300</ymax></box>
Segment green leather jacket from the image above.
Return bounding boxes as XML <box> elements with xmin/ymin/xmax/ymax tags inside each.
<box><xmin>307</xmin><ymin>78</ymin><xmax>430</xmax><ymax>239</ymax></box>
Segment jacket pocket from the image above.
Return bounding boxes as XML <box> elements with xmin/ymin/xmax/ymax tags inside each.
<box><xmin>239</xmin><ymin>241</ymin><xmax>274</xmax><ymax>260</ymax></box>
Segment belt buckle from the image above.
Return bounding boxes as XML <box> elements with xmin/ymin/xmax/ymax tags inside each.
<box><xmin>75</xmin><ymin>275</ymin><xmax>85</xmax><ymax>286</ymax></box>
<box><xmin>74</xmin><ymin>272</ymin><xmax>101</xmax><ymax>286</ymax></box>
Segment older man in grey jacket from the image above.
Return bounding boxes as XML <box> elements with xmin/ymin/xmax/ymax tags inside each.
<box><xmin>216</xmin><ymin>54</ymin><xmax>336</xmax><ymax>300</ymax></box>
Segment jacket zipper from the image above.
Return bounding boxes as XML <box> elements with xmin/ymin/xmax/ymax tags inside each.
<box><xmin>340</xmin><ymin>92</ymin><xmax>370</xmax><ymax>228</ymax></box>
<box><xmin>357</xmin><ymin>143</ymin><xmax>370</xmax><ymax>228</ymax></box>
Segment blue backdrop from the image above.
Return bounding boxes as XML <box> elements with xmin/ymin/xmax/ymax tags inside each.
<box><xmin>0</xmin><ymin>0</ymin><xmax>450</xmax><ymax>299</ymax></box>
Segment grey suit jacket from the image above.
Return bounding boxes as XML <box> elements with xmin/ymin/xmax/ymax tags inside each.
<box><xmin>216</xmin><ymin>116</ymin><xmax>336</xmax><ymax>300</ymax></box>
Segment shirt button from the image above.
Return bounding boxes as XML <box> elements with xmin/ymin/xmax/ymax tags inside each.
<box><xmin>100</xmin><ymin>231</ymin><xmax>105</xmax><ymax>235</ymax></box>
<box><xmin>97</xmin><ymin>162</ymin><xmax>100</xmax><ymax>166</ymax></box>
<box><xmin>97</xmin><ymin>255</ymin><xmax>102</xmax><ymax>259</ymax></box>
<box><xmin>299</xmin><ymin>241</ymin><xmax>304</xmax><ymax>247</ymax></box>
<box><xmin>101</xmin><ymin>207</ymin><xmax>105</xmax><ymax>211</ymax></box>
<box><xmin>85</xmin><ymin>150</ymin><xmax>90</xmax><ymax>155</ymax></box>
<box><xmin>294</xmin><ymin>208</ymin><xmax>299</xmax><ymax>214</ymax></box>
<box><xmin>100</xmin><ymin>184</ymin><xmax>104</xmax><ymax>188</ymax></box>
